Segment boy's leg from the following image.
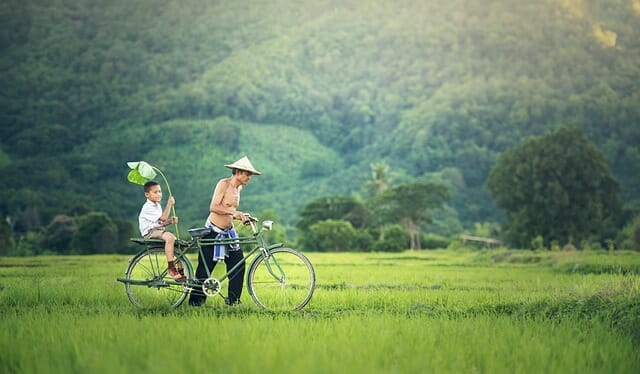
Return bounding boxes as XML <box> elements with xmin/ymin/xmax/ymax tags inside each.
<box><xmin>161</xmin><ymin>232</ymin><xmax>184</xmax><ymax>280</ymax></box>
<box><xmin>161</xmin><ymin>232</ymin><xmax>176</xmax><ymax>263</ymax></box>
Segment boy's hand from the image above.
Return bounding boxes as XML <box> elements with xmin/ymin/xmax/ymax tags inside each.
<box><xmin>162</xmin><ymin>216</ymin><xmax>178</xmax><ymax>226</ymax></box>
<box><xmin>167</xmin><ymin>196</ymin><xmax>175</xmax><ymax>206</ymax></box>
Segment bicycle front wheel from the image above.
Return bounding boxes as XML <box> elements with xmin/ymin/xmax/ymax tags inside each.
<box><xmin>125</xmin><ymin>247</ymin><xmax>193</xmax><ymax>308</ymax></box>
<box><xmin>247</xmin><ymin>247</ymin><xmax>315</xmax><ymax>311</ymax></box>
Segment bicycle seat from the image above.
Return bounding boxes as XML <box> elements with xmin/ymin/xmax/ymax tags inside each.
<box><xmin>188</xmin><ymin>227</ymin><xmax>213</xmax><ymax>238</ymax></box>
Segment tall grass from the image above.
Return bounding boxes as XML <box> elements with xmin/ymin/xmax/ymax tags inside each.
<box><xmin>1</xmin><ymin>250</ymin><xmax>639</xmax><ymax>373</ymax></box>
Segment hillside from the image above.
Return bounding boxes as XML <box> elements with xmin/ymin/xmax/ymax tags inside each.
<box><xmin>1</xmin><ymin>0</ymin><xmax>639</xmax><ymax>235</ymax></box>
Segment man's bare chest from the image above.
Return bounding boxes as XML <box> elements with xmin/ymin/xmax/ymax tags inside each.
<box><xmin>222</xmin><ymin>185</ymin><xmax>240</xmax><ymax>207</ymax></box>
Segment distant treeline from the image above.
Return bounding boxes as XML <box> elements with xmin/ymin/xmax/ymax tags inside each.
<box><xmin>1</xmin><ymin>0</ymin><xmax>639</xmax><ymax>251</ymax></box>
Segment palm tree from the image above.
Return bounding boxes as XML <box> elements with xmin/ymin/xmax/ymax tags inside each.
<box><xmin>363</xmin><ymin>162</ymin><xmax>393</xmax><ymax>240</ymax></box>
<box><xmin>363</xmin><ymin>162</ymin><xmax>392</xmax><ymax>198</ymax></box>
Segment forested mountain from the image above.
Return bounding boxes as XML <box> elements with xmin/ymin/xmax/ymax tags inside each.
<box><xmin>1</xmin><ymin>0</ymin><xmax>639</xmax><ymax>238</ymax></box>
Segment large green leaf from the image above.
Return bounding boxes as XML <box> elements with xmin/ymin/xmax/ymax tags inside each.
<box><xmin>126</xmin><ymin>161</ymin><xmax>157</xmax><ymax>185</ymax></box>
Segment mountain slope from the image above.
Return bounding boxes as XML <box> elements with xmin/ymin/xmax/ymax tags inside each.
<box><xmin>1</xmin><ymin>0</ymin><xmax>638</xmax><ymax>234</ymax></box>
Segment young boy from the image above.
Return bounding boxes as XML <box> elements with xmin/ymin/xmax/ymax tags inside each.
<box><xmin>138</xmin><ymin>181</ymin><xmax>184</xmax><ymax>281</ymax></box>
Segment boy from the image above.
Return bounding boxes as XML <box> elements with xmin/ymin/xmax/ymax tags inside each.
<box><xmin>138</xmin><ymin>181</ymin><xmax>184</xmax><ymax>281</ymax></box>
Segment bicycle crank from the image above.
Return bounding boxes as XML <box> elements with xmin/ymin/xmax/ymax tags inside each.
<box><xmin>202</xmin><ymin>277</ymin><xmax>221</xmax><ymax>297</ymax></box>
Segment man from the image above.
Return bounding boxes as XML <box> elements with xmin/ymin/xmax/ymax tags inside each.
<box><xmin>189</xmin><ymin>156</ymin><xmax>261</xmax><ymax>306</ymax></box>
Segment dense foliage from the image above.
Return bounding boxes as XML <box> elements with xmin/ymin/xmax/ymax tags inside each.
<box><xmin>1</xmin><ymin>0</ymin><xmax>639</xmax><ymax>253</ymax></box>
<box><xmin>486</xmin><ymin>126</ymin><xmax>621</xmax><ymax>248</ymax></box>
<box><xmin>294</xmin><ymin>181</ymin><xmax>447</xmax><ymax>251</ymax></box>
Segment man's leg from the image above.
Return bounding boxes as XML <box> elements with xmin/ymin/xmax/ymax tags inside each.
<box><xmin>225</xmin><ymin>249</ymin><xmax>245</xmax><ymax>304</ymax></box>
<box><xmin>188</xmin><ymin>233</ymin><xmax>217</xmax><ymax>306</ymax></box>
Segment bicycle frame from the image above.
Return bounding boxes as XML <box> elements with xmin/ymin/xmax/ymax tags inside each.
<box><xmin>184</xmin><ymin>234</ymin><xmax>284</xmax><ymax>287</ymax></box>
<box><xmin>118</xmin><ymin>216</ymin><xmax>316</xmax><ymax>310</ymax></box>
<box><xmin>119</xmin><ymin>219</ymin><xmax>284</xmax><ymax>293</ymax></box>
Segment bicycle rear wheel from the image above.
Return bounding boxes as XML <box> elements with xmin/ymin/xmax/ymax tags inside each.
<box><xmin>125</xmin><ymin>247</ymin><xmax>193</xmax><ymax>308</ymax></box>
<box><xmin>247</xmin><ymin>247</ymin><xmax>315</xmax><ymax>311</ymax></box>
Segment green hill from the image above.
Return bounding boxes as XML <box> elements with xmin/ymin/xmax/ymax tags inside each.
<box><xmin>1</xmin><ymin>0</ymin><xmax>639</xmax><ymax>237</ymax></box>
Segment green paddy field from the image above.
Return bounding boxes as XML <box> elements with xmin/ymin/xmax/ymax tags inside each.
<box><xmin>1</xmin><ymin>249</ymin><xmax>639</xmax><ymax>373</ymax></box>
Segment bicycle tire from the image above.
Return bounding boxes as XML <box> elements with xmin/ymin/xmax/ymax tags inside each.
<box><xmin>247</xmin><ymin>247</ymin><xmax>315</xmax><ymax>311</ymax></box>
<box><xmin>124</xmin><ymin>247</ymin><xmax>193</xmax><ymax>308</ymax></box>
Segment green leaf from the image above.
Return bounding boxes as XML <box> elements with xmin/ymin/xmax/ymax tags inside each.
<box><xmin>126</xmin><ymin>161</ymin><xmax>157</xmax><ymax>185</ymax></box>
<box><xmin>127</xmin><ymin>161</ymin><xmax>157</xmax><ymax>179</ymax></box>
<box><xmin>127</xmin><ymin>169</ymin><xmax>148</xmax><ymax>185</ymax></box>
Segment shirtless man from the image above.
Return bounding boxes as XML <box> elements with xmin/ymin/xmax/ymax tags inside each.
<box><xmin>189</xmin><ymin>156</ymin><xmax>261</xmax><ymax>307</ymax></box>
<box><xmin>207</xmin><ymin>161</ymin><xmax>255</xmax><ymax>230</ymax></box>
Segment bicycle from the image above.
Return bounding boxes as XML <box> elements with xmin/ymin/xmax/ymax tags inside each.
<box><xmin>116</xmin><ymin>216</ymin><xmax>316</xmax><ymax>311</ymax></box>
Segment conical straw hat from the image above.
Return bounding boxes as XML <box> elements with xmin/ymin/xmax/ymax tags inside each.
<box><xmin>224</xmin><ymin>156</ymin><xmax>261</xmax><ymax>175</ymax></box>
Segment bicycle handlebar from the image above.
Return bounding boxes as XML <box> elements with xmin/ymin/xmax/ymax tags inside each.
<box><xmin>244</xmin><ymin>214</ymin><xmax>259</xmax><ymax>223</ymax></box>
<box><xmin>243</xmin><ymin>214</ymin><xmax>259</xmax><ymax>234</ymax></box>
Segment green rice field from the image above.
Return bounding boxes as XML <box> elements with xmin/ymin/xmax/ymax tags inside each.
<box><xmin>1</xmin><ymin>249</ymin><xmax>639</xmax><ymax>373</ymax></box>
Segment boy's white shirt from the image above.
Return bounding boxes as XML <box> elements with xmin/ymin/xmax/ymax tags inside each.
<box><xmin>138</xmin><ymin>199</ymin><xmax>163</xmax><ymax>236</ymax></box>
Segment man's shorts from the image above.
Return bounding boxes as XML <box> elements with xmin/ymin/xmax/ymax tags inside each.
<box><xmin>144</xmin><ymin>227</ymin><xmax>165</xmax><ymax>239</ymax></box>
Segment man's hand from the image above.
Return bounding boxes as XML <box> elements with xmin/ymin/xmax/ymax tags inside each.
<box><xmin>235</xmin><ymin>212</ymin><xmax>251</xmax><ymax>225</ymax></box>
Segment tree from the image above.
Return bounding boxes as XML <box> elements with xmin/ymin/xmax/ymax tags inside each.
<box><xmin>0</xmin><ymin>218</ymin><xmax>14</xmax><ymax>256</ymax></box>
<box><xmin>303</xmin><ymin>219</ymin><xmax>358</xmax><ymax>252</ymax></box>
<box><xmin>486</xmin><ymin>125</ymin><xmax>621</xmax><ymax>248</ymax></box>
<box><xmin>71</xmin><ymin>212</ymin><xmax>118</xmax><ymax>254</ymax></box>
<box><xmin>616</xmin><ymin>214</ymin><xmax>640</xmax><ymax>251</ymax></box>
<box><xmin>113</xmin><ymin>218</ymin><xmax>136</xmax><ymax>253</ymax></box>
<box><xmin>41</xmin><ymin>215</ymin><xmax>77</xmax><ymax>253</ymax></box>
<box><xmin>296</xmin><ymin>196</ymin><xmax>369</xmax><ymax>233</ymax></box>
<box><xmin>372</xmin><ymin>224</ymin><xmax>410</xmax><ymax>252</ymax></box>
<box><xmin>363</xmin><ymin>162</ymin><xmax>394</xmax><ymax>241</ymax></box>
<box><xmin>370</xmin><ymin>182</ymin><xmax>449</xmax><ymax>250</ymax></box>
<box><xmin>362</xmin><ymin>162</ymin><xmax>393</xmax><ymax>198</ymax></box>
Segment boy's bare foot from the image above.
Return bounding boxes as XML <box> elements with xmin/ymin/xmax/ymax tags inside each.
<box><xmin>168</xmin><ymin>267</ymin><xmax>186</xmax><ymax>281</ymax></box>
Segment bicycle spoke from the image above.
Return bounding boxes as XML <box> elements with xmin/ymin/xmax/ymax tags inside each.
<box><xmin>247</xmin><ymin>248</ymin><xmax>315</xmax><ymax>311</ymax></box>
<box><xmin>124</xmin><ymin>248</ymin><xmax>193</xmax><ymax>308</ymax></box>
